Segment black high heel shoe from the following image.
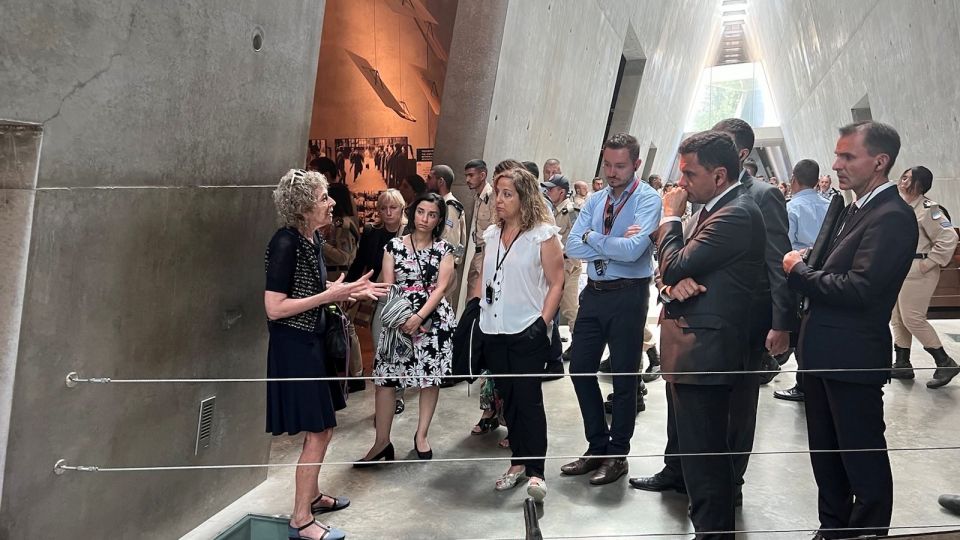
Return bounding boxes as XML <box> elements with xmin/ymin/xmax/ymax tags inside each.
<box><xmin>353</xmin><ymin>442</ymin><xmax>394</xmax><ymax>468</ymax></box>
<box><xmin>414</xmin><ymin>435</ymin><xmax>433</xmax><ymax>460</ymax></box>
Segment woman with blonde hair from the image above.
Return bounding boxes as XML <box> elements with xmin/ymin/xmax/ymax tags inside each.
<box><xmin>472</xmin><ymin>167</ymin><xmax>564</xmax><ymax>501</ymax></box>
<box><xmin>264</xmin><ymin>169</ymin><xmax>388</xmax><ymax>540</ymax></box>
<box><xmin>346</xmin><ymin>189</ymin><xmax>408</xmax><ymax>409</ymax></box>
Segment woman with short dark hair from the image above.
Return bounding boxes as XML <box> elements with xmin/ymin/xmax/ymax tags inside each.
<box><xmin>890</xmin><ymin>166</ymin><xmax>960</xmax><ymax>387</ymax></box>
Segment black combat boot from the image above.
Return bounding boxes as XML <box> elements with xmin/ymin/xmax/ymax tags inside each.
<box><xmin>642</xmin><ymin>346</ymin><xmax>661</xmax><ymax>383</ymax></box>
<box><xmin>924</xmin><ymin>347</ymin><xmax>959</xmax><ymax>389</ymax></box>
<box><xmin>890</xmin><ymin>346</ymin><xmax>915</xmax><ymax>379</ymax></box>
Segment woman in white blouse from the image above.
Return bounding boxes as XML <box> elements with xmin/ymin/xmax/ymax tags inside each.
<box><xmin>471</xmin><ymin>166</ymin><xmax>564</xmax><ymax>501</ymax></box>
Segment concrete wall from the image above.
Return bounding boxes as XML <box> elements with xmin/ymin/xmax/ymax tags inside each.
<box><xmin>436</xmin><ymin>0</ymin><xmax>718</xmax><ymax>190</ymax></box>
<box><xmin>0</xmin><ymin>122</ymin><xmax>42</xmax><ymax>511</ymax></box>
<box><xmin>749</xmin><ymin>0</ymin><xmax>960</xmax><ymax>208</ymax></box>
<box><xmin>434</xmin><ymin>0</ymin><xmax>718</xmax><ymax>302</ymax></box>
<box><xmin>0</xmin><ymin>1</ymin><xmax>324</xmax><ymax>538</ymax></box>
<box><xmin>481</xmin><ymin>0</ymin><xmax>720</xmax><ymax>182</ymax></box>
<box><xmin>309</xmin><ymin>0</ymin><xmax>458</xmax><ymax>154</ymax></box>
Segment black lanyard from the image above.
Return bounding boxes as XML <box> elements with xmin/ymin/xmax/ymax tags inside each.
<box><xmin>493</xmin><ymin>227</ymin><xmax>523</xmax><ymax>280</ymax></box>
<box><xmin>410</xmin><ymin>236</ymin><xmax>430</xmax><ymax>282</ymax></box>
<box><xmin>602</xmin><ymin>177</ymin><xmax>641</xmax><ymax>234</ymax></box>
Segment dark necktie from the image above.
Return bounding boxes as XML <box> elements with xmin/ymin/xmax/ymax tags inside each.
<box><xmin>696</xmin><ymin>207</ymin><xmax>711</xmax><ymax>229</ymax></box>
<box><xmin>836</xmin><ymin>204</ymin><xmax>860</xmax><ymax>236</ymax></box>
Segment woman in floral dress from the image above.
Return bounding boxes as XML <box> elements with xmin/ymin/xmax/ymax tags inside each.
<box><xmin>356</xmin><ymin>192</ymin><xmax>456</xmax><ymax>465</ymax></box>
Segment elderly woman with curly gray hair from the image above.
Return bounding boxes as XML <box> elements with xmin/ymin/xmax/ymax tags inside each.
<box><xmin>264</xmin><ymin>169</ymin><xmax>388</xmax><ymax>540</ymax></box>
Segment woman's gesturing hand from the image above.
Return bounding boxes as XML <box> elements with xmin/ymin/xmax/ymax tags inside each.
<box><xmin>325</xmin><ymin>271</ymin><xmax>391</xmax><ymax>303</ymax></box>
<box><xmin>352</xmin><ymin>270</ymin><xmax>392</xmax><ymax>300</ymax></box>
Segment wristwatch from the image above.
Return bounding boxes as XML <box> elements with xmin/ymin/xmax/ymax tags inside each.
<box><xmin>581</xmin><ymin>228</ymin><xmax>592</xmax><ymax>244</ymax></box>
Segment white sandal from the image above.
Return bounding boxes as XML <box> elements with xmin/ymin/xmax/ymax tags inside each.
<box><xmin>495</xmin><ymin>470</ymin><xmax>526</xmax><ymax>491</ymax></box>
<box><xmin>526</xmin><ymin>478</ymin><xmax>547</xmax><ymax>501</ymax></box>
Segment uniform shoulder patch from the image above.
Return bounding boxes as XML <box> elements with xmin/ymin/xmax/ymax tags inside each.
<box><xmin>446</xmin><ymin>199</ymin><xmax>464</xmax><ymax>216</ymax></box>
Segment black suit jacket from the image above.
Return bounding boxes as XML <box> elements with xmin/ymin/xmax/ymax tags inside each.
<box><xmin>788</xmin><ymin>185</ymin><xmax>918</xmax><ymax>385</ymax></box>
<box><xmin>656</xmin><ymin>186</ymin><xmax>766</xmax><ymax>385</ymax></box>
<box><xmin>738</xmin><ymin>173</ymin><xmax>796</xmax><ymax>336</ymax></box>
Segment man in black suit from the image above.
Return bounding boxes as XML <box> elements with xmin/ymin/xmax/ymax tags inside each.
<box><xmin>631</xmin><ymin>119</ymin><xmax>793</xmax><ymax>503</ymax></box>
<box><xmin>784</xmin><ymin>121</ymin><xmax>917</xmax><ymax>539</ymax></box>
<box><xmin>654</xmin><ymin>131</ymin><xmax>765</xmax><ymax>539</ymax></box>
<box><xmin>712</xmin><ymin>118</ymin><xmax>794</xmax><ymax>486</ymax></box>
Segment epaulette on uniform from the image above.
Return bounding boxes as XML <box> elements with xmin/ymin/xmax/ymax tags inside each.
<box><xmin>446</xmin><ymin>199</ymin><xmax>464</xmax><ymax>216</ymax></box>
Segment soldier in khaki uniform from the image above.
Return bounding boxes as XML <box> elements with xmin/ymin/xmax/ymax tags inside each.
<box><xmin>465</xmin><ymin>159</ymin><xmax>494</xmax><ymax>296</ymax></box>
<box><xmin>427</xmin><ymin>164</ymin><xmax>467</xmax><ymax>304</ymax></box>
<box><xmin>890</xmin><ymin>166</ymin><xmax>960</xmax><ymax>388</ymax></box>
<box><xmin>542</xmin><ymin>175</ymin><xmax>582</xmax><ymax>335</ymax></box>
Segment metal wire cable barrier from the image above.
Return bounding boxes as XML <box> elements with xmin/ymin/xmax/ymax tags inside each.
<box><xmin>52</xmin><ymin>445</ymin><xmax>960</xmax><ymax>473</ymax></box>
<box><xmin>63</xmin><ymin>365</ymin><xmax>945</xmax><ymax>386</ymax></box>
<box><xmin>59</xmin><ymin>366</ymin><xmax>960</xmax><ymax>538</ymax></box>
<box><xmin>492</xmin><ymin>523</ymin><xmax>960</xmax><ymax>539</ymax></box>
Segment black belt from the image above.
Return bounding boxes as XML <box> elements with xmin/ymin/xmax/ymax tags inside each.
<box><xmin>586</xmin><ymin>277</ymin><xmax>650</xmax><ymax>291</ymax></box>
<box><xmin>327</xmin><ymin>265</ymin><xmax>349</xmax><ymax>271</ymax></box>
<box><xmin>914</xmin><ymin>253</ymin><xmax>929</xmax><ymax>259</ymax></box>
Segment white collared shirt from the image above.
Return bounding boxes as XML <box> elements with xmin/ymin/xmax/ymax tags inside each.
<box><xmin>855</xmin><ymin>181</ymin><xmax>896</xmax><ymax>210</ymax></box>
<box><xmin>660</xmin><ymin>180</ymin><xmax>742</xmax><ymax>226</ymax></box>
<box><xmin>703</xmin><ymin>180</ymin><xmax>742</xmax><ymax>212</ymax></box>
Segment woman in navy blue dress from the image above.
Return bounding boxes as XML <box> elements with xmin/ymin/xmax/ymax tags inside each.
<box><xmin>264</xmin><ymin>169</ymin><xmax>388</xmax><ymax>540</ymax></box>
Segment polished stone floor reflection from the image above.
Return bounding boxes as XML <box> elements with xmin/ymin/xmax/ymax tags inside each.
<box><xmin>184</xmin><ymin>319</ymin><xmax>960</xmax><ymax>540</ymax></box>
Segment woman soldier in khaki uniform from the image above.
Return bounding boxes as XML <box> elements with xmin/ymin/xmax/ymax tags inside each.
<box><xmin>890</xmin><ymin>166</ymin><xmax>960</xmax><ymax>388</ymax></box>
<box><xmin>322</xmin><ymin>183</ymin><xmax>364</xmax><ymax>391</ymax></box>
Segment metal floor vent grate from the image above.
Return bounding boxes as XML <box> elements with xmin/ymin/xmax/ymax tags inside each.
<box><xmin>195</xmin><ymin>396</ymin><xmax>216</xmax><ymax>455</ymax></box>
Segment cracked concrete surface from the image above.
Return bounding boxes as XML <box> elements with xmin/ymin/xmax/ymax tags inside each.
<box><xmin>0</xmin><ymin>1</ymin><xmax>327</xmax><ymax>538</ymax></box>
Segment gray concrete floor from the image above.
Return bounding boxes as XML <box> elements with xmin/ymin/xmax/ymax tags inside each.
<box><xmin>183</xmin><ymin>316</ymin><xmax>960</xmax><ymax>540</ymax></box>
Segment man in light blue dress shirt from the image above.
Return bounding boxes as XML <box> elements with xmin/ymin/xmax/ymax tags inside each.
<box><xmin>774</xmin><ymin>158</ymin><xmax>830</xmax><ymax>403</ymax></box>
<box><xmin>787</xmin><ymin>159</ymin><xmax>831</xmax><ymax>251</ymax></box>
<box><xmin>558</xmin><ymin>133</ymin><xmax>662</xmax><ymax>486</ymax></box>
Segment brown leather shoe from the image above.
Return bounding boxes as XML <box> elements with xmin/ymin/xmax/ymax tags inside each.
<box><xmin>589</xmin><ymin>458</ymin><xmax>628</xmax><ymax>485</ymax></box>
<box><xmin>560</xmin><ymin>456</ymin><xmax>602</xmax><ymax>476</ymax></box>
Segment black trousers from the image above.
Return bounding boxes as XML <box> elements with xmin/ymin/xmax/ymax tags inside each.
<box><xmin>569</xmin><ymin>280</ymin><xmax>649</xmax><ymax>455</ymax></box>
<box><xmin>483</xmin><ymin>319</ymin><xmax>550</xmax><ymax>478</ymax></box>
<box><xmin>671</xmin><ymin>383</ymin><xmax>736</xmax><ymax>540</ymax></box>
<box><xmin>804</xmin><ymin>374</ymin><xmax>891</xmax><ymax>539</ymax></box>
<box><xmin>661</xmin><ymin>336</ymin><xmax>764</xmax><ymax>488</ymax></box>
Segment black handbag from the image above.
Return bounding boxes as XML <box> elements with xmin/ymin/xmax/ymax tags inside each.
<box><xmin>324</xmin><ymin>303</ymin><xmax>351</xmax><ymax>373</ymax></box>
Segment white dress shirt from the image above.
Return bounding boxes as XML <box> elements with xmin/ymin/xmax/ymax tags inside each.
<box><xmin>660</xmin><ymin>180</ymin><xmax>742</xmax><ymax>226</ymax></box>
